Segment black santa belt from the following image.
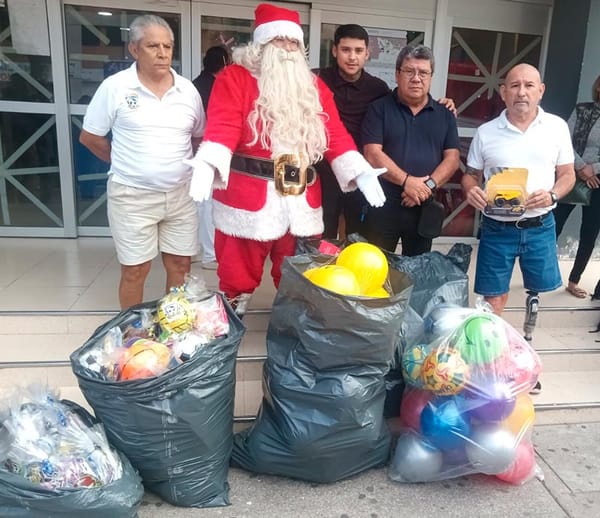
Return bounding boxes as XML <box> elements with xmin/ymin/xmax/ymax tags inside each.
<box><xmin>230</xmin><ymin>153</ymin><xmax>316</xmax><ymax>196</ymax></box>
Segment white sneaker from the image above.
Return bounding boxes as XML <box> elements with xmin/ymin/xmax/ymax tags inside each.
<box><xmin>230</xmin><ymin>293</ymin><xmax>252</xmax><ymax>317</ymax></box>
<box><xmin>201</xmin><ymin>261</ymin><xmax>218</xmax><ymax>270</ymax></box>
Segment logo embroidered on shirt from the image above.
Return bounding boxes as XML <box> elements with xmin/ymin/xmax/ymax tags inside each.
<box><xmin>125</xmin><ymin>93</ymin><xmax>139</xmax><ymax>109</ymax></box>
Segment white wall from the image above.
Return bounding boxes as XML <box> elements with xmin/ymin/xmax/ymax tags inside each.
<box><xmin>578</xmin><ymin>0</ymin><xmax>600</xmax><ymax>101</ymax></box>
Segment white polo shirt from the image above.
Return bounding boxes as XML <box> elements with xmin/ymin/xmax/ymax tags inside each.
<box><xmin>83</xmin><ymin>63</ymin><xmax>205</xmax><ymax>191</ymax></box>
<box><xmin>467</xmin><ymin>107</ymin><xmax>574</xmax><ymax>219</ymax></box>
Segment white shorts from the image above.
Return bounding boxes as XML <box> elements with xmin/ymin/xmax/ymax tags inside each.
<box><xmin>107</xmin><ymin>178</ymin><xmax>199</xmax><ymax>266</ymax></box>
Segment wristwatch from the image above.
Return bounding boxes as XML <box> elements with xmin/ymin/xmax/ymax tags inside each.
<box><xmin>549</xmin><ymin>191</ymin><xmax>558</xmax><ymax>204</ymax></box>
<box><xmin>425</xmin><ymin>178</ymin><xmax>437</xmax><ymax>191</ymax></box>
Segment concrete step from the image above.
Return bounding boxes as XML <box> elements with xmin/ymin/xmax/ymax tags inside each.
<box><xmin>2</xmin><ymin>309</ymin><xmax>600</xmax><ymax>425</ymax></box>
<box><xmin>503</xmin><ymin>306</ymin><xmax>600</xmax><ymax>329</ymax></box>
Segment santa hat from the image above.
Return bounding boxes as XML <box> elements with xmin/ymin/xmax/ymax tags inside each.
<box><xmin>253</xmin><ymin>3</ymin><xmax>304</xmax><ymax>45</ymax></box>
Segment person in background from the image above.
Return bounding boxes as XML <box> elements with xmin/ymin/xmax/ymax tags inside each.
<box><xmin>193</xmin><ymin>45</ymin><xmax>231</xmax><ymax>111</ymax></box>
<box><xmin>192</xmin><ymin>46</ymin><xmax>231</xmax><ymax>270</ymax></box>
<box><xmin>462</xmin><ymin>64</ymin><xmax>575</xmax><ymax>393</ymax></box>
<box><xmin>184</xmin><ymin>3</ymin><xmax>386</xmax><ymax>316</ymax></box>
<box><xmin>80</xmin><ymin>14</ymin><xmax>205</xmax><ymax>309</ymax></box>
<box><xmin>554</xmin><ymin>73</ymin><xmax>600</xmax><ymax>298</ymax></box>
<box><xmin>315</xmin><ymin>24</ymin><xmax>390</xmax><ymax>240</ymax></box>
<box><xmin>362</xmin><ymin>44</ymin><xmax>460</xmax><ymax>255</ymax></box>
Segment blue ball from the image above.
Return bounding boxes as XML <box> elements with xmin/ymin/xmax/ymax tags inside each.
<box><xmin>420</xmin><ymin>396</ymin><xmax>471</xmax><ymax>451</ymax></box>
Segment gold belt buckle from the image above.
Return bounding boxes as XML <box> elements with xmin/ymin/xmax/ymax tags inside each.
<box><xmin>274</xmin><ymin>154</ymin><xmax>307</xmax><ymax>196</ymax></box>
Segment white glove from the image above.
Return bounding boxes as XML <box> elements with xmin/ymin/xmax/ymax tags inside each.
<box><xmin>187</xmin><ymin>159</ymin><xmax>215</xmax><ymax>202</ymax></box>
<box><xmin>356</xmin><ymin>168</ymin><xmax>386</xmax><ymax>207</ymax></box>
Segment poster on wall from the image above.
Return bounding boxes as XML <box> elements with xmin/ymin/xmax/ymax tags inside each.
<box><xmin>365</xmin><ymin>27</ymin><xmax>407</xmax><ymax>88</ymax></box>
<box><xmin>7</xmin><ymin>0</ymin><xmax>50</xmax><ymax>56</ymax></box>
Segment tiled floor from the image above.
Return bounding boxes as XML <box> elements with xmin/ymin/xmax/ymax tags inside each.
<box><xmin>1</xmin><ymin>236</ymin><xmax>600</xmax><ymax>313</ymax></box>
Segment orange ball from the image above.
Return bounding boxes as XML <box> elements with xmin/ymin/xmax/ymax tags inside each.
<box><xmin>501</xmin><ymin>393</ymin><xmax>535</xmax><ymax>438</ymax></box>
<box><xmin>335</xmin><ymin>243</ymin><xmax>388</xmax><ymax>294</ymax></box>
<box><xmin>308</xmin><ymin>265</ymin><xmax>361</xmax><ymax>296</ymax></box>
<box><xmin>119</xmin><ymin>339</ymin><xmax>171</xmax><ymax>381</ymax></box>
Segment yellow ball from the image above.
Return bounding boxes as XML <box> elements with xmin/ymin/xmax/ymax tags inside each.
<box><xmin>157</xmin><ymin>293</ymin><xmax>194</xmax><ymax>334</ymax></box>
<box><xmin>363</xmin><ymin>286</ymin><xmax>390</xmax><ymax>298</ymax></box>
<box><xmin>336</xmin><ymin>243</ymin><xmax>388</xmax><ymax>294</ymax></box>
<box><xmin>421</xmin><ymin>348</ymin><xmax>469</xmax><ymax>395</ymax></box>
<box><xmin>308</xmin><ymin>265</ymin><xmax>361</xmax><ymax>296</ymax></box>
<box><xmin>303</xmin><ymin>267</ymin><xmax>320</xmax><ymax>280</ymax></box>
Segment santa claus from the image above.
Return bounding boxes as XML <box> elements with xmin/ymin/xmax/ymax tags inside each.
<box><xmin>187</xmin><ymin>3</ymin><xmax>386</xmax><ymax>314</ymax></box>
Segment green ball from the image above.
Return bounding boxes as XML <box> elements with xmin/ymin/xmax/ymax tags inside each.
<box><xmin>454</xmin><ymin>314</ymin><xmax>507</xmax><ymax>365</ymax></box>
<box><xmin>402</xmin><ymin>344</ymin><xmax>429</xmax><ymax>387</ymax></box>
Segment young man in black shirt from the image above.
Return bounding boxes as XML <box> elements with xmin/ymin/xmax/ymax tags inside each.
<box><xmin>316</xmin><ymin>25</ymin><xmax>390</xmax><ymax>240</ymax></box>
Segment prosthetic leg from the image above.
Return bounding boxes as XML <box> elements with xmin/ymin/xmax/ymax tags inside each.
<box><xmin>523</xmin><ymin>289</ymin><xmax>542</xmax><ymax>394</ymax></box>
<box><xmin>523</xmin><ymin>289</ymin><xmax>539</xmax><ymax>342</ymax></box>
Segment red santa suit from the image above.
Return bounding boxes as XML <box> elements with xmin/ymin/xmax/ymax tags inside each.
<box><xmin>189</xmin><ymin>4</ymin><xmax>384</xmax><ymax>303</ymax></box>
<box><xmin>195</xmin><ymin>63</ymin><xmax>374</xmax><ymax>299</ymax></box>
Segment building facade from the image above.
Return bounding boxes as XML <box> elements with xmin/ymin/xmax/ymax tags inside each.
<box><xmin>0</xmin><ymin>0</ymin><xmax>595</xmax><ymax>239</ymax></box>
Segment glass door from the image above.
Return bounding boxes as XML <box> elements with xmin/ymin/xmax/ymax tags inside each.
<box><xmin>0</xmin><ymin>1</ymin><xmax>63</xmax><ymax>234</ymax></box>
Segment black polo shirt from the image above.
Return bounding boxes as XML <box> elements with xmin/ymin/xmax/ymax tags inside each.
<box><xmin>317</xmin><ymin>66</ymin><xmax>390</xmax><ymax>148</ymax></box>
<box><xmin>362</xmin><ymin>90</ymin><xmax>459</xmax><ymax>191</ymax></box>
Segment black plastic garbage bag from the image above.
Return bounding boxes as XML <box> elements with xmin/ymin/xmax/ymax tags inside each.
<box><xmin>70</xmin><ymin>297</ymin><xmax>245</xmax><ymax>508</ymax></box>
<box><xmin>232</xmin><ymin>255</ymin><xmax>412</xmax><ymax>483</ymax></box>
<box><xmin>0</xmin><ymin>399</ymin><xmax>143</xmax><ymax>518</ymax></box>
<box><xmin>386</xmin><ymin>243</ymin><xmax>472</xmax><ymax>317</ymax></box>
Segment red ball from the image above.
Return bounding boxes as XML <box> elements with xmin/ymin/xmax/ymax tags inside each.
<box><xmin>496</xmin><ymin>439</ymin><xmax>536</xmax><ymax>485</ymax></box>
<box><xmin>400</xmin><ymin>389</ymin><xmax>433</xmax><ymax>431</ymax></box>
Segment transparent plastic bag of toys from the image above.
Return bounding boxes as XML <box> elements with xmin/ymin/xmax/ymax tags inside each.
<box><xmin>76</xmin><ymin>273</ymin><xmax>231</xmax><ymax>382</ymax></box>
<box><xmin>0</xmin><ymin>386</ymin><xmax>143</xmax><ymax>517</ymax></box>
<box><xmin>390</xmin><ymin>304</ymin><xmax>543</xmax><ymax>485</ymax></box>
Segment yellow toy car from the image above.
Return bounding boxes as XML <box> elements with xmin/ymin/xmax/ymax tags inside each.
<box><xmin>493</xmin><ymin>189</ymin><xmax>523</xmax><ymax>208</ymax></box>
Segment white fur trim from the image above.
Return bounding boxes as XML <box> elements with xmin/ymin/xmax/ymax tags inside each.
<box><xmin>213</xmin><ymin>181</ymin><xmax>323</xmax><ymax>240</ymax></box>
<box><xmin>330</xmin><ymin>150</ymin><xmax>372</xmax><ymax>192</ymax></box>
<box><xmin>254</xmin><ymin>21</ymin><xmax>304</xmax><ymax>45</ymax></box>
<box><xmin>195</xmin><ymin>140</ymin><xmax>232</xmax><ymax>188</ymax></box>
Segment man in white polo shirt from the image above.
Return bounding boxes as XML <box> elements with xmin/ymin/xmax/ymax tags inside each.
<box><xmin>80</xmin><ymin>14</ymin><xmax>205</xmax><ymax>309</ymax></box>
<box><xmin>462</xmin><ymin>63</ymin><xmax>575</xmax><ymax>391</ymax></box>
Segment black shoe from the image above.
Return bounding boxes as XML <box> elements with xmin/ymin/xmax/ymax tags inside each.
<box><xmin>529</xmin><ymin>380</ymin><xmax>542</xmax><ymax>395</ymax></box>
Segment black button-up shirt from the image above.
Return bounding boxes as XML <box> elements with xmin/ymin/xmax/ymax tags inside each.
<box><xmin>317</xmin><ymin>66</ymin><xmax>390</xmax><ymax>148</ymax></box>
<box><xmin>362</xmin><ymin>90</ymin><xmax>459</xmax><ymax>192</ymax></box>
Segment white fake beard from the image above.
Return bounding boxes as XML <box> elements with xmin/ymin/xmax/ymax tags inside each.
<box><xmin>247</xmin><ymin>44</ymin><xmax>328</xmax><ymax>166</ymax></box>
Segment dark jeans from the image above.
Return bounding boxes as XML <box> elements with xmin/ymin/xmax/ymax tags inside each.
<box><xmin>319</xmin><ymin>163</ymin><xmax>367</xmax><ymax>239</ymax></box>
<box><xmin>554</xmin><ymin>187</ymin><xmax>600</xmax><ymax>283</ymax></box>
<box><xmin>365</xmin><ymin>187</ymin><xmax>432</xmax><ymax>255</ymax></box>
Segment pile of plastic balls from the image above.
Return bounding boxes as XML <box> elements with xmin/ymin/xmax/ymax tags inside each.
<box><xmin>391</xmin><ymin>304</ymin><xmax>542</xmax><ymax>485</ymax></box>
<box><xmin>303</xmin><ymin>242</ymin><xmax>391</xmax><ymax>297</ymax></box>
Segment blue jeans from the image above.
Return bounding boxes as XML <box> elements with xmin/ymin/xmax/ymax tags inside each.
<box><xmin>475</xmin><ymin>214</ymin><xmax>562</xmax><ymax>296</ymax></box>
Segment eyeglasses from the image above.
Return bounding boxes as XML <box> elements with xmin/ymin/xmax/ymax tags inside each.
<box><xmin>398</xmin><ymin>68</ymin><xmax>432</xmax><ymax>79</ymax></box>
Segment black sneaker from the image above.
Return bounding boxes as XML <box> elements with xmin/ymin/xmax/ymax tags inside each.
<box><xmin>529</xmin><ymin>380</ymin><xmax>542</xmax><ymax>395</ymax></box>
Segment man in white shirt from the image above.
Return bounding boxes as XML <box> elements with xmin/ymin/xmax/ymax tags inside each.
<box><xmin>462</xmin><ymin>64</ymin><xmax>575</xmax><ymax>392</ymax></box>
<box><xmin>80</xmin><ymin>15</ymin><xmax>205</xmax><ymax>309</ymax></box>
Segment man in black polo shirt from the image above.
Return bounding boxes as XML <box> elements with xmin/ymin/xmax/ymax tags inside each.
<box><xmin>316</xmin><ymin>24</ymin><xmax>390</xmax><ymax>239</ymax></box>
<box><xmin>362</xmin><ymin>44</ymin><xmax>460</xmax><ymax>255</ymax></box>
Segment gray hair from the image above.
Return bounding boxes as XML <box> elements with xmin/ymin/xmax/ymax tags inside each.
<box><xmin>395</xmin><ymin>44</ymin><xmax>435</xmax><ymax>74</ymax></box>
<box><xmin>129</xmin><ymin>15</ymin><xmax>174</xmax><ymax>44</ymax></box>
